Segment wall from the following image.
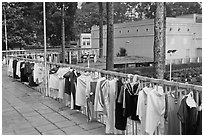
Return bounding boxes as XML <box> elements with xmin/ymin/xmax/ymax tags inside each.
<box><xmin>91</xmin><ymin>15</ymin><xmax>202</xmax><ymax>60</ymax></box>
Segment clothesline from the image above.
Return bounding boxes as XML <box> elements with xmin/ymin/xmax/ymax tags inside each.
<box><xmin>7</xmin><ymin>55</ymin><xmax>202</xmax><ymax>92</ymax></box>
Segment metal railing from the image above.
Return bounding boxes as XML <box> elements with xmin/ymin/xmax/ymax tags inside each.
<box><xmin>6</xmin><ymin>54</ymin><xmax>202</xmax><ymax>135</ymax></box>
<box><xmin>166</xmin><ymin>57</ymin><xmax>202</xmax><ymax>65</ymax></box>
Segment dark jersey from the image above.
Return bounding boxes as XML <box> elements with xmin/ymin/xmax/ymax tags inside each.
<box><xmin>115</xmin><ymin>79</ymin><xmax>127</xmax><ymax>130</ymax></box>
<box><xmin>124</xmin><ymin>83</ymin><xmax>140</xmax><ymax>121</ymax></box>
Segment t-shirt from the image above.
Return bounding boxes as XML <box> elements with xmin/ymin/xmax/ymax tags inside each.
<box><xmin>49</xmin><ymin>74</ymin><xmax>59</xmax><ymax>90</ymax></box>
<box><xmin>20</xmin><ymin>62</ymin><xmax>28</xmax><ymax>82</ymax></box>
<box><xmin>177</xmin><ymin>96</ymin><xmax>198</xmax><ymax>135</ymax></box>
<box><xmin>94</xmin><ymin>77</ymin><xmax>107</xmax><ymax>112</ymax></box>
<box><xmin>145</xmin><ymin>86</ymin><xmax>165</xmax><ymax>135</ymax></box>
<box><xmin>33</xmin><ymin>63</ymin><xmax>44</xmax><ymax>84</ymax></box>
<box><xmin>124</xmin><ymin>83</ymin><xmax>140</xmax><ymax>121</ymax></box>
<box><xmin>16</xmin><ymin>61</ymin><xmax>22</xmax><ymax>78</ymax></box>
<box><xmin>167</xmin><ymin>91</ymin><xmax>185</xmax><ymax>135</ymax></box>
<box><xmin>8</xmin><ymin>58</ymin><xmax>13</xmax><ymax>76</ymax></box>
<box><xmin>13</xmin><ymin>59</ymin><xmax>18</xmax><ymax>79</ymax></box>
<box><xmin>136</xmin><ymin>87</ymin><xmax>152</xmax><ymax>135</ymax></box>
<box><xmin>56</xmin><ymin>67</ymin><xmax>69</xmax><ymax>99</ymax></box>
<box><xmin>64</xmin><ymin>72</ymin><xmax>71</xmax><ymax>95</ymax></box>
<box><xmin>69</xmin><ymin>71</ymin><xmax>81</xmax><ymax>110</ymax></box>
<box><xmin>76</xmin><ymin>74</ymin><xmax>91</xmax><ymax>107</ymax></box>
<box><xmin>115</xmin><ymin>79</ymin><xmax>127</xmax><ymax>130</ymax></box>
<box><xmin>104</xmin><ymin>79</ymin><xmax>117</xmax><ymax>134</ymax></box>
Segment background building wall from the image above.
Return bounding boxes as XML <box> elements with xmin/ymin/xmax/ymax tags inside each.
<box><xmin>91</xmin><ymin>14</ymin><xmax>202</xmax><ymax>60</ymax></box>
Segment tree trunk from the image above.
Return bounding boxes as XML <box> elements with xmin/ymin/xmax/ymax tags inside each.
<box><xmin>106</xmin><ymin>2</ymin><xmax>114</xmax><ymax>70</ymax></box>
<box><xmin>153</xmin><ymin>2</ymin><xmax>166</xmax><ymax>79</ymax></box>
<box><xmin>98</xmin><ymin>2</ymin><xmax>103</xmax><ymax>58</ymax></box>
<box><xmin>61</xmin><ymin>3</ymin><xmax>66</xmax><ymax>63</ymax></box>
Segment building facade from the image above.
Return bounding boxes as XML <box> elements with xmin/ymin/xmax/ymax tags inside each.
<box><xmin>79</xmin><ymin>33</ymin><xmax>91</xmax><ymax>54</ymax></box>
<box><xmin>91</xmin><ymin>14</ymin><xmax>202</xmax><ymax>61</ymax></box>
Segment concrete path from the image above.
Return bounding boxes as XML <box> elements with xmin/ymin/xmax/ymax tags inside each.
<box><xmin>2</xmin><ymin>66</ymin><xmax>106</xmax><ymax>135</ymax></box>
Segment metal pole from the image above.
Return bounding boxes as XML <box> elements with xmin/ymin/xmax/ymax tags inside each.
<box><xmin>43</xmin><ymin>2</ymin><xmax>48</xmax><ymax>96</ymax></box>
<box><xmin>3</xmin><ymin>5</ymin><xmax>8</xmax><ymax>68</ymax></box>
<box><xmin>169</xmin><ymin>53</ymin><xmax>172</xmax><ymax>81</ymax></box>
<box><xmin>98</xmin><ymin>2</ymin><xmax>103</xmax><ymax>58</ymax></box>
<box><xmin>61</xmin><ymin>3</ymin><xmax>65</xmax><ymax>63</ymax></box>
<box><xmin>69</xmin><ymin>51</ymin><xmax>71</xmax><ymax>64</ymax></box>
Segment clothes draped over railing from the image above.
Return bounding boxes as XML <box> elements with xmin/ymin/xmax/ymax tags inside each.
<box><xmin>7</xmin><ymin>55</ymin><xmax>202</xmax><ymax>135</ymax></box>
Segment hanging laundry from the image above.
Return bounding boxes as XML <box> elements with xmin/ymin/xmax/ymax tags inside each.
<box><xmin>8</xmin><ymin>58</ymin><xmax>13</xmax><ymax>77</ymax></box>
<box><xmin>75</xmin><ymin>72</ymin><xmax>91</xmax><ymax>108</ymax></box>
<box><xmin>20</xmin><ymin>62</ymin><xmax>28</xmax><ymax>82</ymax></box>
<box><xmin>16</xmin><ymin>60</ymin><xmax>23</xmax><ymax>78</ymax></box>
<box><xmin>56</xmin><ymin>67</ymin><xmax>70</xmax><ymax>100</ymax></box>
<box><xmin>85</xmin><ymin>72</ymin><xmax>100</xmax><ymax>121</ymax></box>
<box><xmin>65</xmin><ymin>70</ymin><xmax>81</xmax><ymax>110</ymax></box>
<box><xmin>145</xmin><ymin>86</ymin><xmax>165</xmax><ymax>135</ymax></box>
<box><xmin>177</xmin><ymin>94</ymin><xmax>198</xmax><ymax>135</ymax></box>
<box><xmin>123</xmin><ymin>82</ymin><xmax>140</xmax><ymax>121</ymax></box>
<box><xmin>13</xmin><ymin>59</ymin><xmax>18</xmax><ymax>79</ymax></box>
<box><xmin>137</xmin><ymin>86</ymin><xmax>165</xmax><ymax>135</ymax></box>
<box><xmin>94</xmin><ymin>77</ymin><xmax>107</xmax><ymax>112</ymax></box>
<box><xmin>166</xmin><ymin>90</ymin><xmax>185</xmax><ymax>135</ymax></box>
<box><xmin>33</xmin><ymin>63</ymin><xmax>44</xmax><ymax>84</ymax></box>
<box><xmin>104</xmin><ymin>78</ymin><xmax>117</xmax><ymax>134</ymax></box>
<box><xmin>115</xmin><ymin>79</ymin><xmax>127</xmax><ymax>131</ymax></box>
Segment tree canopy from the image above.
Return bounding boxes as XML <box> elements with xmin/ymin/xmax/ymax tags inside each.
<box><xmin>2</xmin><ymin>2</ymin><xmax>77</xmax><ymax>49</ymax></box>
<box><xmin>2</xmin><ymin>2</ymin><xmax>202</xmax><ymax>49</ymax></box>
<box><xmin>75</xmin><ymin>2</ymin><xmax>202</xmax><ymax>33</ymax></box>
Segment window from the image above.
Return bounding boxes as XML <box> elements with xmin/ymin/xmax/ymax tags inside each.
<box><xmin>187</xmin><ymin>28</ymin><xmax>190</xmax><ymax>32</ymax></box>
<box><xmin>87</xmin><ymin>41</ymin><xmax>90</xmax><ymax>46</ymax></box>
<box><xmin>146</xmin><ymin>28</ymin><xmax>149</xmax><ymax>31</ymax></box>
<box><xmin>127</xmin><ymin>30</ymin><xmax>130</xmax><ymax>32</ymax></box>
<box><xmin>119</xmin><ymin>30</ymin><xmax>121</xmax><ymax>33</ymax></box>
<box><xmin>83</xmin><ymin>41</ymin><xmax>86</xmax><ymax>45</ymax></box>
<box><xmin>178</xmin><ymin>28</ymin><xmax>181</xmax><ymax>31</ymax></box>
<box><xmin>136</xmin><ymin>29</ymin><xmax>139</xmax><ymax>32</ymax></box>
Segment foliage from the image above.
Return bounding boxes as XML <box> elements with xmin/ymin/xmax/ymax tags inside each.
<box><xmin>75</xmin><ymin>2</ymin><xmax>202</xmax><ymax>34</ymax></box>
<box><xmin>2</xmin><ymin>2</ymin><xmax>77</xmax><ymax>49</ymax></box>
<box><xmin>2</xmin><ymin>2</ymin><xmax>201</xmax><ymax>49</ymax></box>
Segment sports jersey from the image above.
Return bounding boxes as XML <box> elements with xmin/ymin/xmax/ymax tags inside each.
<box><xmin>124</xmin><ymin>82</ymin><xmax>140</xmax><ymax>121</ymax></box>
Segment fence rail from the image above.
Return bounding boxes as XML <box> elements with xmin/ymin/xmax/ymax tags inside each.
<box><xmin>7</xmin><ymin>55</ymin><xmax>202</xmax><ymax>92</ymax></box>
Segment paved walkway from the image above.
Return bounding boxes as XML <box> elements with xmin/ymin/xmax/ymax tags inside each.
<box><xmin>2</xmin><ymin>66</ymin><xmax>106</xmax><ymax>135</ymax></box>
